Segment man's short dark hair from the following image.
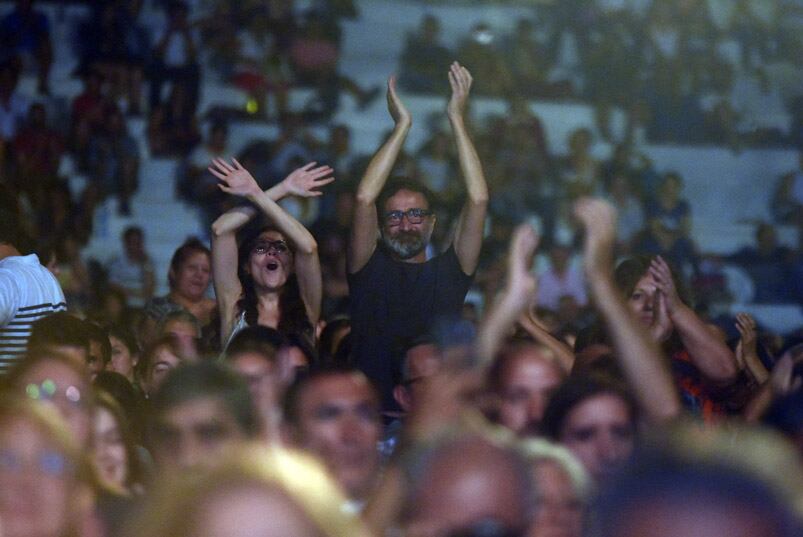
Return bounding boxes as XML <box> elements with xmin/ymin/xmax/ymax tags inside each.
<box><xmin>282</xmin><ymin>365</ymin><xmax>378</xmax><ymax>427</ymax></box>
<box><xmin>377</xmin><ymin>178</ymin><xmax>435</xmax><ymax>214</ymax></box>
<box><xmin>541</xmin><ymin>373</ymin><xmax>637</xmax><ymax>440</ymax></box>
<box><xmin>224</xmin><ymin>325</ymin><xmax>285</xmax><ymax>363</ymax></box>
<box><xmin>28</xmin><ymin>312</ymin><xmax>91</xmax><ymax>354</ymax></box>
<box><xmin>148</xmin><ymin>362</ymin><xmax>260</xmax><ymax>439</ymax></box>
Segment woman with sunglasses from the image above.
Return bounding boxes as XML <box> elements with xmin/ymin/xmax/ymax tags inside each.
<box><xmin>209</xmin><ymin>158</ymin><xmax>334</xmax><ymax>348</ymax></box>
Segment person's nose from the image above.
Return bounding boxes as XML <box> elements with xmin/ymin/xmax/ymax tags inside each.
<box><xmin>398</xmin><ymin>216</ymin><xmax>412</xmax><ymax>231</ymax></box>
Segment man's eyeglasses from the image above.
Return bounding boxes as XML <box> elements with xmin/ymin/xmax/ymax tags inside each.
<box><xmin>384</xmin><ymin>208</ymin><xmax>433</xmax><ymax>226</ymax></box>
<box><xmin>251</xmin><ymin>240</ymin><xmax>290</xmax><ymax>255</ymax></box>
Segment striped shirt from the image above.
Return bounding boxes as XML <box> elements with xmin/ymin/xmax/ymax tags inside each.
<box><xmin>0</xmin><ymin>254</ymin><xmax>66</xmax><ymax>373</ymax></box>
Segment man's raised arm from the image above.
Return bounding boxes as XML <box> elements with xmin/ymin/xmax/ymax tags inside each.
<box><xmin>349</xmin><ymin>76</ymin><xmax>412</xmax><ymax>273</ymax></box>
<box><xmin>448</xmin><ymin>62</ymin><xmax>489</xmax><ymax>276</ymax></box>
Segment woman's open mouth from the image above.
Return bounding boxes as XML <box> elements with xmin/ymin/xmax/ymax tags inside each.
<box><xmin>266</xmin><ymin>261</ymin><xmax>279</xmax><ymax>271</ymax></box>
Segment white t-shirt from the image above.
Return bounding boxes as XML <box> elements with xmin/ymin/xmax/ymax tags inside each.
<box><xmin>0</xmin><ymin>254</ymin><xmax>67</xmax><ymax>372</ymax></box>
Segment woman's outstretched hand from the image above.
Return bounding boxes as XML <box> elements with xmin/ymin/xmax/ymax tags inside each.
<box><xmin>281</xmin><ymin>162</ymin><xmax>335</xmax><ymax>198</ymax></box>
<box><xmin>209</xmin><ymin>158</ymin><xmax>262</xmax><ymax>198</ymax></box>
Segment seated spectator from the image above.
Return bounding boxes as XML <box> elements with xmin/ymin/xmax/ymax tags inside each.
<box><xmin>106</xmin><ymin>324</ymin><xmax>140</xmax><ymax>387</ymax></box>
<box><xmin>223</xmin><ymin>325</ymin><xmax>288</xmax><ymax>441</ymax></box>
<box><xmin>88</xmin><ymin>107</ymin><xmax>140</xmax><ymax>215</ymax></box>
<box><xmin>604</xmin><ymin>172</ymin><xmax>645</xmax><ymax>254</ymax></box>
<box><xmin>500</xmin><ymin>19</ymin><xmax>550</xmax><ymax>98</ymax></box>
<box><xmin>542</xmin><ymin>373</ymin><xmax>638</xmax><ymax>485</ymax></box>
<box><xmin>142</xmin><ymin>239</ymin><xmax>216</xmax><ymax>349</ymax></box>
<box><xmin>145</xmin><ymin>361</ymin><xmax>259</xmax><ymax>471</ymax></box>
<box><xmin>147</xmin><ymin>83</ymin><xmax>200</xmax><ymax>157</ymax></box>
<box><xmin>12</xmin><ymin>102</ymin><xmax>63</xmax><ymax>184</ymax></box>
<box><xmin>76</xmin><ymin>3</ymin><xmax>147</xmax><ymax>117</ymax></box>
<box><xmin>5</xmin><ymin>346</ymin><xmax>94</xmax><ymax>448</ymax></box>
<box><xmin>105</xmin><ymin>227</ymin><xmax>155</xmax><ymax>309</ymax></box>
<box><xmin>0</xmin><ymin>60</ymin><xmax>28</xmax><ymax>144</ymax></box>
<box><xmin>639</xmin><ymin>172</ymin><xmax>697</xmax><ymax>270</ymax></box>
<box><xmin>772</xmin><ymin>152</ymin><xmax>803</xmax><ymax>227</ymax></box>
<box><xmin>614</xmin><ymin>254</ymin><xmax>738</xmax><ymax>420</ymax></box>
<box><xmin>416</xmin><ymin>130</ymin><xmax>454</xmax><ymax>196</ymax></box>
<box><xmin>283</xmin><ymin>366</ymin><xmax>382</xmax><ymax>505</ymax></box>
<box><xmin>559</xmin><ymin>128</ymin><xmax>602</xmax><ymax>199</ymax></box>
<box><xmin>456</xmin><ymin>22</ymin><xmax>512</xmax><ymax>96</ymax></box>
<box><xmin>70</xmin><ymin>70</ymin><xmax>113</xmax><ymax>171</ymax></box>
<box><xmin>229</xmin><ymin>14</ymin><xmax>292</xmax><ymax>120</ymax></box>
<box><xmin>148</xmin><ymin>0</ymin><xmax>200</xmax><ymax>114</ymax></box>
<box><xmin>0</xmin><ymin>0</ymin><xmax>52</xmax><ymax>94</ymax></box>
<box><xmin>537</xmin><ymin>244</ymin><xmax>588</xmax><ymax>312</ymax></box>
<box><xmin>139</xmin><ymin>335</ymin><xmax>185</xmax><ymax>397</ymax></box>
<box><xmin>399</xmin><ymin>14</ymin><xmax>453</xmax><ymax>93</ymax></box>
<box><xmin>91</xmin><ymin>390</ymin><xmax>145</xmax><ymax>495</ymax></box>
<box><xmin>178</xmin><ymin>121</ymin><xmax>229</xmax><ymax>227</ymax></box>
<box><xmin>728</xmin><ymin>222</ymin><xmax>794</xmax><ymax>303</ymax></box>
<box><xmin>289</xmin><ymin>14</ymin><xmax>378</xmax><ymax>119</ymax></box>
<box><xmin>50</xmin><ymin>232</ymin><xmax>91</xmax><ymax>310</ymax></box>
<box><xmin>488</xmin><ymin>341</ymin><xmax>567</xmax><ymax>437</ymax></box>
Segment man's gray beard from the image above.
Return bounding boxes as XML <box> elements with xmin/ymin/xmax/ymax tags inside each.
<box><xmin>381</xmin><ymin>230</ymin><xmax>430</xmax><ymax>260</ymax></box>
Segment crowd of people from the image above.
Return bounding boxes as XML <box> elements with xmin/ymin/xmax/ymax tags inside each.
<box><xmin>2</xmin><ymin>52</ymin><xmax>803</xmax><ymax>536</ymax></box>
<box><xmin>401</xmin><ymin>0</ymin><xmax>803</xmax><ymax>146</ymax></box>
<box><xmin>1</xmin><ymin>0</ymin><xmax>803</xmax><ymax>536</ymax></box>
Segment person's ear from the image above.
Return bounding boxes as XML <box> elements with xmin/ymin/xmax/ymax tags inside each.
<box><xmin>393</xmin><ymin>385</ymin><xmax>412</xmax><ymax>412</ymax></box>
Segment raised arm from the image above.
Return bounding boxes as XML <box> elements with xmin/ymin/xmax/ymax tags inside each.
<box><xmin>448</xmin><ymin>62</ymin><xmax>489</xmax><ymax>275</ymax></box>
<box><xmin>349</xmin><ymin>76</ymin><xmax>412</xmax><ymax>273</ymax></box>
<box><xmin>648</xmin><ymin>256</ymin><xmax>738</xmax><ymax>385</ymax></box>
<box><xmin>211</xmin><ymin>162</ymin><xmax>335</xmax><ymax>236</ymax></box>
<box><xmin>476</xmin><ymin>224</ymin><xmax>539</xmax><ymax>364</ymax></box>
<box><xmin>210</xmin><ymin>159</ymin><xmax>326</xmax><ymax>335</ymax></box>
<box><xmin>575</xmin><ymin>198</ymin><xmax>681</xmax><ymax>422</ymax></box>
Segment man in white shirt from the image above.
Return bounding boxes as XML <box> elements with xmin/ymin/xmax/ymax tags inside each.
<box><xmin>0</xmin><ymin>222</ymin><xmax>66</xmax><ymax>372</ymax></box>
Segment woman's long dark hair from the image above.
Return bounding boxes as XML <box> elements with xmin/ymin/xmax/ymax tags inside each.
<box><xmin>236</xmin><ymin>226</ymin><xmax>313</xmax><ymax>337</ymax></box>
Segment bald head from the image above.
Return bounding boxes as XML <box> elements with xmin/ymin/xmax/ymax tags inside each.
<box><xmin>406</xmin><ymin>436</ymin><xmax>533</xmax><ymax>536</ymax></box>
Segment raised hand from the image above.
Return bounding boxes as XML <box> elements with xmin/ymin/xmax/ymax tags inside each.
<box><xmin>649</xmin><ymin>289</ymin><xmax>673</xmax><ymax>343</ymax></box>
<box><xmin>770</xmin><ymin>351</ymin><xmax>803</xmax><ymax>395</ymax></box>
<box><xmin>387</xmin><ymin>75</ymin><xmax>411</xmax><ymax>127</ymax></box>
<box><xmin>735</xmin><ymin>313</ymin><xmax>757</xmax><ymax>367</ymax></box>
<box><xmin>208</xmin><ymin>158</ymin><xmax>261</xmax><ymax>198</ymax></box>
<box><xmin>447</xmin><ymin>61</ymin><xmax>473</xmax><ymax>119</ymax></box>
<box><xmin>281</xmin><ymin>162</ymin><xmax>335</xmax><ymax>198</ymax></box>
<box><xmin>574</xmin><ymin>197</ymin><xmax>617</xmax><ymax>278</ymax></box>
<box><xmin>649</xmin><ymin>256</ymin><xmax>682</xmax><ymax>314</ymax></box>
<box><xmin>505</xmin><ymin>223</ymin><xmax>540</xmax><ymax>306</ymax></box>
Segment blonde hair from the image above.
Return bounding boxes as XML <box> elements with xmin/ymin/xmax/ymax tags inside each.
<box><xmin>519</xmin><ymin>437</ymin><xmax>591</xmax><ymax>500</ymax></box>
<box><xmin>122</xmin><ymin>444</ymin><xmax>369</xmax><ymax>537</ymax></box>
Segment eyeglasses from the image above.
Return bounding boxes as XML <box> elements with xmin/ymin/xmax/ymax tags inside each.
<box><xmin>384</xmin><ymin>208</ymin><xmax>432</xmax><ymax>226</ymax></box>
<box><xmin>251</xmin><ymin>240</ymin><xmax>290</xmax><ymax>255</ymax></box>
<box><xmin>0</xmin><ymin>448</ymin><xmax>72</xmax><ymax>477</ymax></box>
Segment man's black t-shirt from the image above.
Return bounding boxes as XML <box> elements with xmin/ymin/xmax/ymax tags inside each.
<box><xmin>348</xmin><ymin>244</ymin><xmax>474</xmax><ymax>411</ymax></box>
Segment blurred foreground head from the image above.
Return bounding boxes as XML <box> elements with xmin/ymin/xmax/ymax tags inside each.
<box><xmin>591</xmin><ymin>422</ymin><xmax>803</xmax><ymax>537</ymax></box>
<box><xmin>122</xmin><ymin>444</ymin><xmax>368</xmax><ymax>537</ymax></box>
<box><xmin>0</xmin><ymin>395</ymin><xmax>96</xmax><ymax>537</ymax></box>
<box><xmin>403</xmin><ymin>433</ymin><xmax>535</xmax><ymax>537</ymax></box>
